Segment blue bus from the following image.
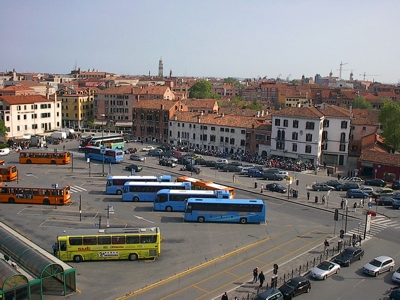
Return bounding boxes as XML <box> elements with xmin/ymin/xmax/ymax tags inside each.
<box><xmin>153</xmin><ymin>189</ymin><xmax>231</xmax><ymax>212</ymax></box>
<box><xmin>122</xmin><ymin>182</ymin><xmax>191</xmax><ymax>202</ymax></box>
<box><xmin>184</xmin><ymin>198</ymin><xmax>266</xmax><ymax>224</ymax></box>
<box><xmin>84</xmin><ymin>146</ymin><xmax>124</xmax><ymax>163</ymax></box>
<box><xmin>106</xmin><ymin>175</ymin><xmax>173</xmax><ymax>195</ymax></box>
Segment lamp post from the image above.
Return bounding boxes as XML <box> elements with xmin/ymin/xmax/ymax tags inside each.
<box><xmin>100</xmin><ymin>114</ymin><xmax>105</xmax><ymax>176</ymax></box>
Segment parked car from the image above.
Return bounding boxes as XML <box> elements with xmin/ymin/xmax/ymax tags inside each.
<box><xmin>312</xmin><ymin>183</ymin><xmax>334</xmax><ymax>191</ymax></box>
<box><xmin>162</xmin><ymin>156</ymin><xmax>178</xmax><ymax>162</ymax></box>
<box><xmin>363</xmin><ymin>256</ymin><xmax>395</xmax><ymax>276</ymax></box>
<box><xmin>254</xmin><ymin>289</ymin><xmax>284</xmax><ymax>300</ymax></box>
<box><xmin>205</xmin><ymin>160</ymin><xmax>217</xmax><ymax>167</ymax></box>
<box><xmin>388</xmin><ymin>287</ymin><xmax>400</xmax><ymax>300</ymax></box>
<box><xmin>141</xmin><ymin>146</ymin><xmax>155</xmax><ymax>151</ymax></box>
<box><xmin>263</xmin><ymin>172</ymin><xmax>283</xmax><ymax>181</ymax></box>
<box><xmin>392</xmin><ymin>200</ymin><xmax>400</xmax><ymax>209</ymax></box>
<box><xmin>125</xmin><ymin>164</ymin><xmax>143</xmax><ymax>172</ymax></box>
<box><xmin>393</xmin><ymin>267</ymin><xmax>400</xmax><ymax>283</ymax></box>
<box><xmin>346</xmin><ymin>189</ymin><xmax>369</xmax><ymax>199</ymax></box>
<box><xmin>364</xmin><ymin>178</ymin><xmax>386</xmax><ymax>187</ymax></box>
<box><xmin>335</xmin><ymin>182</ymin><xmax>360</xmax><ymax>191</ymax></box>
<box><xmin>238</xmin><ymin>165</ymin><xmax>255</xmax><ymax>175</ymax></box>
<box><xmin>124</xmin><ymin>148</ymin><xmax>137</xmax><ymax>154</ymax></box>
<box><xmin>392</xmin><ymin>180</ymin><xmax>400</xmax><ymax>190</ymax></box>
<box><xmin>265</xmin><ymin>168</ymin><xmax>280</xmax><ymax>174</ymax></box>
<box><xmin>216</xmin><ymin>158</ymin><xmax>228</xmax><ymax>164</ymax></box>
<box><xmin>184</xmin><ymin>164</ymin><xmax>201</xmax><ymax>174</ymax></box>
<box><xmin>194</xmin><ymin>158</ymin><xmax>207</xmax><ymax>165</ymax></box>
<box><xmin>333</xmin><ymin>247</ymin><xmax>364</xmax><ymax>267</ymax></box>
<box><xmin>348</xmin><ymin>177</ymin><xmax>364</xmax><ymax>183</ymax></box>
<box><xmin>229</xmin><ymin>161</ymin><xmax>242</xmax><ymax>167</ymax></box>
<box><xmin>375</xmin><ymin>196</ymin><xmax>395</xmax><ymax>206</ymax></box>
<box><xmin>278</xmin><ymin>276</ymin><xmax>311</xmax><ymax>299</ymax></box>
<box><xmin>248</xmin><ymin>168</ymin><xmax>264</xmax><ymax>178</ymax></box>
<box><xmin>129</xmin><ymin>154</ymin><xmax>145</xmax><ymax>162</ymax></box>
<box><xmin>265</xmin><ymin>183</ymin><xmax>287</xmax><ymax>193</ymax></box>
<box><xmin>310</xmin><ymin>261</ymin><xmax>341</xmax><ymax>280</ymax></box>
<box><xmin>159</xmin><ymin>158</ymin><xmax>177</xmax><ymax>168</ymax></box>
<box><xmin>372</xmin><ymin>187</ymin><xmax>393</xmax><ymax>199</ymax></box>
<box><xmin>148</xmin><ymin>149</ymin><xmax>163</xmax><ymax>156</ymax></box>
<box><xmin>360</xmin><ymin>186</ymin><xmax>374</xmax><ymax>195</ymax></box>
<box><xmin>325</xmin><ymin>180</ymin><xmax>343</xmax><ymax>189</ymax></box>
<box><xmin>215</xmin><ymin>162</ymin><xmax>228</xmax><ymax>170</ymax></box>
<box><xmin>276</xmin><ymin>171</ymin><xmax>289</xmax><ymax>179</ymax></box>
<box><xmin>222</xmin><ymin>164</ymin><xmax>241</xmax><ymax>172</ymax></box>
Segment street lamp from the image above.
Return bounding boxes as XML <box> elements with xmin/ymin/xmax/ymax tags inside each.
<box><xmin>100</xmin><ymin>114</ymin><xmax>105</xmax><ymax>176</ymax></box>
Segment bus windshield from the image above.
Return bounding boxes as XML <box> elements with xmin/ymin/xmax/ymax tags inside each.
<box><xmin>106</xmin><ymin>175</ymin><xmax>172</xmax><ymax>195</ymax></box>
<box><xmin>122</xmin><ymin>182</ymin><xmax>191</xmax><ymax>202</ymax></box>
<box><xmin>0</xmin><ymin>164</ymin><xmax>18</xmax><ymax>181</ymax></box>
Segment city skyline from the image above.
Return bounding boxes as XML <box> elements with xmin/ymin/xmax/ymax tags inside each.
<box><xmin>1</xmin><ymin>0</ymin><xmax>399</xmax><ymax>84</ymax></box>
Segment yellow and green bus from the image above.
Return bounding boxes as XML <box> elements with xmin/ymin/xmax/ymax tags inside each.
<box><xmin>56</xmin><ymin>227</ymin><xmax>161</xmax><ymax>262</ymax></box>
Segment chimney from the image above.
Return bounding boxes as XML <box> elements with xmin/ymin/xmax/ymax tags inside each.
<box><xmin>201</xmin><ymin>111</ymin><xmax>204</xmax><ymax>116</ymax></box>
<box><xmin>261</xmin><ymin>110</ymin><xmax>265</xmax><ymax>117</ymax></box>
<box><xmin>197</xmin><ymin>117</ymin><xmax>201</xmax><ymax>123</ymax></box>
<box><xmin>161</xmin><ymin>104</ymin><xmax>164</xmax><ymax>110</ymax></box>
<box><xmin>221</xmin><ymin>113</ymin><xmax>224</xmax><ymax>117</ymax></box>
<box><xmin>257</xmin><ymin>111</ymin><xmax>260</xmax><ymax>117</ymax></box>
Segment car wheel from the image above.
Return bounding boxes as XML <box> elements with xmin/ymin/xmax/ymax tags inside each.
<box><xmin>359</xmin><ymin>254</ymin><xmax>363</xmax><ymax>260</ymax></box>
<box><xmin>336</xmin><ymin>268</ymin><xmax>340</xmax><ymax>274</ymax></box>
<box><xmin>389</xmin><ymin>266</ymin><xmax>394</xmax><ymax>272</ymax></box>
<box><xmin>133</xmin><ymin>197</ymin><xmax>139</xmax><ymax>202</ymax></box>
<box><xmin>323</xmin><ymin>275</ymin><xmax>327</xmax><ymax>280</ymax></box>
<box><xmin>375</xmin><ymin>271</ymin><xmax>379</xmax><ymax>277</ymax></box>
<box><xmin>306</xmin><ymin>287</ymin><xmax>311</xmax><ymax>293</ymax></box>
<box><xmin>197</xmin><ymin>217</ymin><xmax>205</xmax><ymax>223</ymax></box>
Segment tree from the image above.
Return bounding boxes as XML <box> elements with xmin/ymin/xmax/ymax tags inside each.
<box><xmin>189</xmin><ymin>80</ymin><xmax>220</xmax><ymax>99</ymax></box>
<box><xmin>247</xmin><ymin>99</ymin><xmax>264</xmax><ymax>110</ymax></box>
<box><xmin>0</xmin><ymin>120</ymin><xmax>7</xmax><ymax>138</ymax></box>
<box><xmin>351</xmin><ymin>96</ymin><xmax>372</xmax><ymax>109</ymax></box>
<box><xmin>379</xmin><ymin>100</ymin><xmax>400</xmax><ymax>152</ymax></box>
<box><xmin>223</xmin><ymin>77</ymin><xmax>245</xmax><ymax>89</ymax></box>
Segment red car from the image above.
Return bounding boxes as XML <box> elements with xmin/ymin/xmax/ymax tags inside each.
<box><xmin>125</xmin><ymin>148</ymin><xmax>137</xmax><ymax>154</ymax></box>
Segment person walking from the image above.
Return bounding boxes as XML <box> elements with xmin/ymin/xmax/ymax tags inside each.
<box><xmin>344</xmin><ymin>198</ymin><xmax>348</xmax><ymax>208</ymax></box>
<box><xmin>337</xmin><ymin>173</ymin><xmax>341</xmax><ymax>180</ymax></box>
<box><xmin>258</xmin><ymin>271</ymin><xmax>265</xmax><ymax>288</ymax></box>
<box><xmin>52</xmin><ymin>243</ymin><xmax>58</xmax><ymax>256</ymax></box>
<box><xmin>260</xmin><ymin>184</ymin><xmax>264</xmax><ymax>193</ymax></box>
<box><xmin>340</xmin><ymin>199</ymin><xmax>344</xmax><ymax>209</ymax></box>
<box><xmin>232</xmin><ymin>174</ymin><xmax>236</xmax><ymax>183</ymax></box>
<box><xmin>252</xmin><ymin>267</ymin><xmax>259</xmax><ymax>283</ymax></box>
<box><xmin>322</xmin><ymin>195</ymin><xmax>326</xmax><ymax>205</ymax></box>
<box><xmin>221</xmin><ymin>292</ymin><xmax>228</xmax><ymax>300</ymax></box>
<box><xmin>307</xmin><ymin>191</ymin><xmax>310</xmax><ymax>201</ymax></box>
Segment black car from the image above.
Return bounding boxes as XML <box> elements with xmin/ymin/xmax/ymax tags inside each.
<box><xmin>159</xmin><ymin>158</ymin><xmax>177</xmax><ymax>168</ymax></box>
<box><xmin>229</xmin><ymin>161</ymin><xmax>243</xmax><ymax>167</ymax></box>
<box><xmin>125</xmin><ymin>164</ymin><xmax>143</xmax><ymax>172</ymax></box>
<box><xmin>325</xmin><ymin>180</ymin><xmax>343</xmax><ymax>189</ymax></box>
<box><xmin>375</xmin><ymin>196</ymin><xmax>395</xmax><ymax>206</ymax></box>
<box><xmin>222</xmin><ymin>164</ymin><xmax>241</xmax><ymax>172</ymax></box>
<box><xmin>333</xmin><ymin>247</ymin><xmax>364</xmax><ymax>267</ymax></box>
<box><xmin>195</xmin><ymin>158</ymin><xmax>207</xmax><ymax>165</ymax></box>
<box><xmin>205</xmin><ymin>160</ymin><xmax>217</xmax><ymax>167</ymax></box>
<box><xmin>262</xmin><ymin>172</ymin><xmax>283</xmax><ymax>181</ymax></box>
<box><xmin>215</xmin><ymin>162</ymin><xmax>227</xmax><ymax>170</ymax></box>
<box><xmin>279</xmin><ymin>276</ymin><xmax>311</xmax><ymax>299</ymax></box>
<box><xmin>184</xmin><ymin>164</ymin><xmax>201</xmax><ymax>174</ymax></box>
<box><xmin>364</xmin><ymin>178</ymin><xmax>386</xmax><ymax>187</ymax></box>
<box><xmin>266</xmin><ymin>183</ymin><xmax>287</xmax><ymax>193</ymax></box>
<box><xmin>392</xmin><ymin>180</ymin><xmax>400</xmax><ymax>190</ymax></box>
<box><xmin>335</xmin><ymin>182</ymin><xmax>360</xmax><ymax>191</ymax></box>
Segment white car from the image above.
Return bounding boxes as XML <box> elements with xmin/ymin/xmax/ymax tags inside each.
<box><xmin>348</xmin><ymin>177</ymin><xmax>364</xmax><ymax>183</ymax></box>
<box><xmin>141</xmin><ymin>146</ymin><xmax>155</xmax><ymax>151</ymax></box>
<box><xmin>363</xmin><ymin>256</ymin><xmax>395</xmax><ymax>276</ymax></box>
<box><xmin>216</xmin><ymin>159</ymin><xmax>228</xmax><ymax>164</ymax></box>
<box><xmin>360</xmin><ymin>186</ymin><xmax>374</xmax><ymax>195</ymax></box>
<box><xmin>392</xmin><ymin>267</ymin><xmax>400</xmax><ymax>283</ymax></box>
<box><xmin>310</xmin><ymin>261</ymin><xmax>341</xmax><ymax>280</ymax></box>
<box><xmin>276</xmin><ymin>171</ymin><xmax>289</xmax><ymax>179</ymax></box>
<box><xmin>238</xmin><ymin>166</ymin><xmax>255</xmax><ymax>175</ymax></box>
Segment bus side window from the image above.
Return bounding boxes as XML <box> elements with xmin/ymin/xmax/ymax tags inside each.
<box><xmin>60</xmin><ymin>241</ymin><xmax>66</xmax><ymax>251</ymax></box>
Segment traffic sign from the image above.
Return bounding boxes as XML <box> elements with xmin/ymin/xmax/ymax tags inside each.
<box><xmin>368</xmin><ymin>202</ymin><xmax>372</xmax><ymax>209</ymax></box>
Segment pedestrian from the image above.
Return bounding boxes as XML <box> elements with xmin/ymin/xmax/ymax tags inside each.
<box><xmin>63</xmin><ymin>145</ymin><xmax>65</xmax><ymax>151</ymax></box>
<box><xmin>338</xmin><ymin>173</ymin><xmax>341</xmax><ymax>180</ymax></box>
<box><xmin>307</xmin><ymin>191</ymin><xmax>310</xmax><ymax>201</ymax></box>
<box><xmin>360</xmin><ymin>198</ymin><xmax>364</xmax><ymax>208</ymax></box>
<box><xmin>323</xmin><ymin>162</ymin><xmax>327</xmax><ymax>169</ymax></box>
<box><xmin>340</xmin><ymin>199</ymin><xmax>344</xmax><ymax>209</ymax></box>
<box><xmin>52</xmin><ymin>243</ymin><xmax>58</xmax><ymax>256</ymax></box>
<box><xmin>347</xmin><ymin>170</ymin><xmax>350</xmax><ymax>177</ymax></box>
<box><xmin>221</xmin><ymin>292</ymin><xmax>228</xmax><ymax>300</ymax></box>
<box><xmin>232</xmin><ymin>174</ymin><xmax>236</xmax><ymax>183</ymax></box>
<box><xmin>258</xmin><ymin>271</ymin><xmax>265</xmax><ymax>288</ymax></box>
<box><xmin>353</xmin><ymin>202</ymin><xmax>357</xmax><ymax>212</ymax></box>
<box><xmin>327</xmin><ymin>169</ymin><xmax>330</xmax><ymax>176</ymax></box>
<box><xmin>322</xmin><ymin>195</ymin><xmax>326</xmax><ymax>205</ymax></box>
<box><xmin>260</xmin><ymin>184</ymin><xmax>264</xmax><ymax>193</ymax></box>
<box><xmin>252</xmin><ymin>267</ymin><xmax>259</xmax><ymax>283</ymax></box>
<box><xmin>344</xmin><ymin>198</ymin><xmax>348</xmax><ymax>208</ymax></box>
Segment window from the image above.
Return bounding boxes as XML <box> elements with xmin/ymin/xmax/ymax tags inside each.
<box><xmin>220</xmin><ymin>128</ymin><xmax>224</xmax><ymax>132</ymax></box>
<box><xmin>220</xmin><ymin>136</ymin><xmax>224</xmax><ymax>143</ymax></box>
<box><xmin>202</xmin><ymin>134</ymin><xmax>207</xmax><ymax>141</ymax></box>
<box><xmin>283</xmin><ymin>119</ymin><xmax>288</xmax><ymax>127</ymax></box>
<box><xmin>341</xmin><ymin>121</ymin><xmax>348</xmax><ymax>129</ymax></box>
<box><xmin>305</xmin><ymin>133</ymin><xmax>313</xmax><ymax>142</ymax></box>
<box><xmin>340</xmin><ymin>132</ymin><xmax>346</xmax><ymax>142</ymax></box>
<box><xmin>305</xmin><ymin>145</ymin><xmax>312</xmax><ymax>153</ymax></box>
<box><xmin>241</xmin><ymin>130</ymin><xmax>245</xmax><ymax>134</ymax></box>
<box><xmin>275</xmin><ymin>118</ymin><xmax>281</xmax><ymax>126</ymax></box>
<box><xmin>225</xmin><ymin>128</ymin><xmax>229</xmax><ymax>132</ymax></box>
<box><xmin>306</xmin><ymin>121</ymin><xmax>315</xmax><ymax>130</ymax></box>
<box><xmin>323</xmin><ymin>119</ymin><xmax>330</xmax><ymax>127</ymax></box>
<box><xmin>292</xmin><ymin>143</ymin><xmax>297</xmax><ymax>152</ymax></box>
<box><xmin>339</xmin><ymin>143</ymin><xmax>346</xmax><ymax>151</ymax></box>
<box><xmin>322</xmin><ymin>131</ymin><xmax>328</xmax><ymax>140</ymax></box>
<box><xmin>293</xmin><ymin>120</ymin><xmax>298</xmax><ymax>128</ymax></box>
<box><xmin>225</xmin><ymin>137</ymin><xmax>229</xmax><ymax>143</ymax></box>
<box><xmin>211</xmin><ymin>127</ymin><xmax>215</xmax><ymax>131</ymax></box>
<box><xmin>230</xmin><ymin>129</ymin><xmax>235</xmax><ymax>133</ymax></box>
<box><xmin>292</xmin><ymin>132</ymin><xmax>298</xmax><ymax>140</ymax></box>
<box><xmin>230</xmin><ymin>138</ymin><xmax>235</xmax><ymax>145</ymax></box>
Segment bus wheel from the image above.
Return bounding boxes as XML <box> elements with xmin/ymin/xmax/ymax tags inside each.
<box><xmin>51</xmin><ymin>160</ymin><xmax>56</xmax><ymax>164</ymax></box>
<box><xmin>26</xmin><ymin>160</ymin><xmax>32</xmax><ymax>164</ymax></box>
<box><xmin>73</xmin><ymin>255</ymin><xmax>83</xmax><ymax>263</ymax></box>
<box><xmin>133</xmin><ymin>197</ymin><xmax>139</xmax><ymax>202</ymax></box>
<box><xmin>166</xmin><ymin>206</ymin><xmax>173</xmax><ymax>212</ymax></box>
<box><xmin>197</xmin><ymin>217</ymin><xmax>205</xmax><ymax>223</ymax></box>
<box><xmin>129</xmin><ymin>253</ymin><xmax>138</xmax><ymax>261</ymax></box>
<box><xmin>8</xmin><ymin>198</ymin><xmax>15</xmax><ymax>204</ymax></box>
<box><xmin>240</xmin><ymin>218</ymin><xmax>247</xmax><ymax>224</ymax></box>
<box><xmin>116</xmin><ymin>190</ymin><xmax>122</xmax><ymax>195</ymax></box>
<box><xmin>43</xmin><ymin>199</ymin><xmax>50</xmax><ymax>205</ymax></box>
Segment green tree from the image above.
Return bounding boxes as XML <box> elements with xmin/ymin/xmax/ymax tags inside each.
<box><xmin>223</xmin><ymin>77</ymin><xmax>244</xmax><ymax>89</ymax></box>
<box><xmin>189</xmin><ymin>80</ymin><xmax>220</xmax><ymax>99</ymax></box>
<box><xmin>247</xmin><ymin>99</ymin><xmax>264</xmax><ymax>110</ymax></box>
<box><xmin>378</xmin><ymin>101</ymin><xmax>400</xmax><ymax>152</ymax></box>
<box><xmin>351</xmin><ymin>95</ymin><xmax>372</xmax><ymax>109</ymax></box>
<box><xmin>0</xmin><ymin>120</ymin><xmax>7</xmax><ymax>138</ymax></box>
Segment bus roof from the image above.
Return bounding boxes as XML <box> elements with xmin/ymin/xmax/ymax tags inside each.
<box><xmin>85</xmin><ymin>146</ymin><xmax>121</xmax><ymax>151</ymax></box>
<box><xmin>186</xmin><ymin>198</ymin><xmax>264</xmax><ymax>205</ymax></box>
<box><xmin>124</xmin><ymin>182</ymin><xmax>188</xmax><ymax>187</ymax></box>
<box><xmin>57</xmin><ymin>227</ymin><xmax>159</xmax><ymax>237</ymax></box>
<box><xmin>108</xmin><ymin>175</ymin><xmax>171</xmax><ymax>180</ymax></box>
<box><xmin>177</xmin><ymin>176</ymin><xmax>212</xmax><ymax>184</ymax></box>
<box><xmin>156</xmin><ymin>189</ymin><xmax>227</xmax><ymax>195</ymax></box>
<box><xmin>19</xmin><ymin>149</ymin><xmax>69</xmax><ymax>154</ymax></box>
<box><xmin>90</xmin><ymin>134</ymin><xmax>122</xmax><ymax>140</ymax></box>
<box><xmin>206</xmin><ymin>182</ymin><xmax>233</xmax><ymax>189</ymax></box>
<box><xmin>0</xmin><ymin>184</ymin><xmax>70</xmax><ymax>189</ymax></box>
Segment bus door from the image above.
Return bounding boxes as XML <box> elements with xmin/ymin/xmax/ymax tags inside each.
<box><xmin>58</xmin><ymin>238</ymin><xmax>68</xmax><ymax>261</ymax></box>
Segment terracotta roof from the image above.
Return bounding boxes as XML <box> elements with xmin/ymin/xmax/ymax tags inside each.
<box><xmin>96</xmin><ymin>86</ymin><xmax>136</xmax><ymax>95</ymax></box>
<box><xmin>272</xmin><ymin>106</ymin><xmax>325</xmax><ymax>118</ymax></box>
<box><xmin>316</xmin><ymin>104</ymin><xmax>351</xmax><ymax>118</ymax></box>
<box><xmin>183</xmin><ymin>99</ymin><xmax>217</xmax><ymax>108</ymax></box>
<box><xmin>0</xmin><ymin>85</ymin><xmax>35</xmax><ymax>92</ymax></box>
<box><xmin>360</xmin><ymin>147</ymin><xmax>400</xmax><ymax>166</ymax></box>
<box><xmin>133</xmin><ymin>100</ymin><xmax>180</xmax><ymax>110</ymax></box>
<box><xmin>0</xmin><ymin>95</ymin><xmax>54</xmax><ymax>104</ymax></box>
<box><xmin>173</xmin><ymin>112</ymin><xmax>261</xmax><ymax>129</ymax></box>
<box><xmin>351</xmin><ymin>109</ymin><xmax>380</xmax><ymax>125</ymax></box>
<box><xmin>137</xmin><ymin>86</ymin><xmax>170</xmax><ymax>95</ymax></box>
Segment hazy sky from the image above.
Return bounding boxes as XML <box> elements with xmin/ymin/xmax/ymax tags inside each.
<box><xmin>1</xmin><ymin>0</ymin><xmax>399</xmax><ymax>83</ymax></box>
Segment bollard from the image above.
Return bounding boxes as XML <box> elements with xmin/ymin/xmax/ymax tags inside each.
<box><xmin>315</xmin><ymin>196</ymin><xmax>318</xmax><ymax>203</ymax></box>
<box><xmin>254</xmin><ymin>182</ymin><xmax>258</xmax><ymax>188</ymax></box>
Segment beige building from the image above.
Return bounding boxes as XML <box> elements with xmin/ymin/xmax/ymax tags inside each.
<box><xmin>59</xmin><ymin>90</ymin><xmax>94</xmax><ymax>129</ymax></box>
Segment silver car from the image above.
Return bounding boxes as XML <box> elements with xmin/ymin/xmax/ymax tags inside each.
<box><xmin>310</xmin><ymin>261</ymin><xmax>340</xmax><ymax>280</ymax></box>
<box><xmin>392</xmin><ymin>267</ymin><xmax>400</xmax><ymax>283</ymax></box>
<box><xmin>130</xmin><ymin>154</ymin><xmax>145</xmax><ymax>162</ymax></box>
<box><xmin>363</xmin><ymin>256</ymin><xmax>395</xmax><ymax>276</ymax></box>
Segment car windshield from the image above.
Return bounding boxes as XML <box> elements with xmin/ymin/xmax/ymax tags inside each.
<box><xmin>317</xmin><ymin>261</ymin><xmax>332</xmax><ymax>270</ymax></box>
<box><xmin>284</xmin><ymin>280</ymin><xmax>298</xmax><ymax>289</ymax></box>
<box><xmin>341</xmin><ymin>250</ymin><xmax>354</xmax><ymax>258</ymax></box>
<box><xmin>369</xmin><ymin>259</ymin><xmax>382</xmax><ymax>267</ymax></box>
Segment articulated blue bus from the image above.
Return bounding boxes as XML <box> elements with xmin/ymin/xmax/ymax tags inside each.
<box><xmin>106</xmin><ymin>175</ymin><xmax>173</xmax><ymax>195</ymax></box>
<box><xmin>122</xmin><ymin>182</ymin><xmax>191</xmax><ymax>202</ymax></box>
<box><xmin>84</xmin><ymin>146</ymin><xmax>124</xmax><ymax>163</ymax></box>
<box><xmin>153</xmin><ymin>189</ymin><xmax>231</xmax><ymax>212</ymax></box>
<box><xmin>184</xmin><ymin>198</ymin><xmax>266</xmax><ymax>224</ymax></box>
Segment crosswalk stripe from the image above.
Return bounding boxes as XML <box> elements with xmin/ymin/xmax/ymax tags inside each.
<box><xmin>70</xmin><ymin>186</ymin><xmax>88</xmax><ymax>193</ymax></box>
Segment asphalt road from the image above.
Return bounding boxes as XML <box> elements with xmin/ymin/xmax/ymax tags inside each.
<box><xmin>0</xmin><ymin>140</ymin><xmax>398</xmax><ymax>300</ymax></box>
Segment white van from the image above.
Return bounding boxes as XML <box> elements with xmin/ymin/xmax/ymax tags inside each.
<box><xmin>0</xmin><ymin>148</ymin><xmax>10</xmax><ymax>156</ymax></box>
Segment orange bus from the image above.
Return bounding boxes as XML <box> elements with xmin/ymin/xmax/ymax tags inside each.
<box><xmin>0</xmin><ymin>185</ymin><xmax>71</xmax><ymax>205</ymax></box>
<box><xmin>176</xmin><ymin>176</ymin><xmax>235</xmax><ymax>198</ymax></box>
<box><xmin>0</xmin><ymin>164</ymin><xmax>18</xmax><ymax>181</ymax></box>
<box><xmin>19</xmin><ymin>150</ymin><xmax>71</xmax><ymax>164</ymax></box>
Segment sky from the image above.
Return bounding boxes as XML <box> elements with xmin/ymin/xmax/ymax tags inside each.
<box><xmin>1</xmin><ymin>0</ymin><xmax>399</xmax><ymax>84</ymax></box>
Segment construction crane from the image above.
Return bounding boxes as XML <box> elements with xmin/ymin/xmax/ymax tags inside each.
<box><xmin>286</xmin><ymin>74</ymin><xmax>292</xmax><ymax>81</ymax></box>
<box><xmin>359</xmin><ymin>72</ymin><xmax>382</xmax><ymax>81</ymax></box>
<box><xmin>337</xmin><ymin>62</ymin><xmax>348</xmax><ymax>80</ymax></box>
